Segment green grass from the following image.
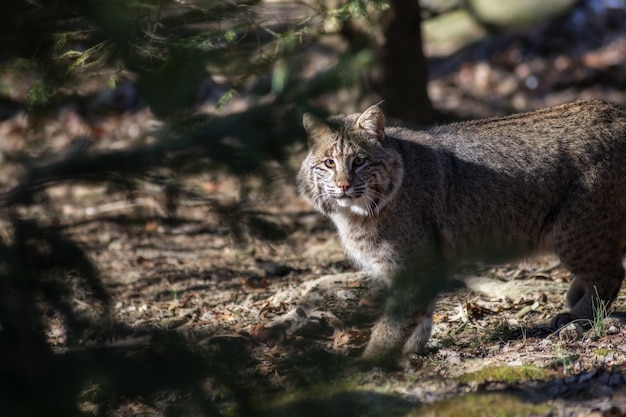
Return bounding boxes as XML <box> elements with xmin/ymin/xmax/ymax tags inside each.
<box><xmin>590</xmin><ymin>287</ymin><xmax>610</xmax><ymax>337</ymax></box>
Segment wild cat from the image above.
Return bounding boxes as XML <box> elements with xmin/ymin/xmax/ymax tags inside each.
<box><xmin>296</xmin><ymin>99</ymin><xmax>626</xmax><ymax>364</ymax></box>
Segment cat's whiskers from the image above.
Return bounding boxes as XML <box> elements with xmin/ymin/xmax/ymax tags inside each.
<box><xmin>363</xmin><ymin>188</ymin><xmax>388</xmax><ymax>215</ymax></box>
<box><xmin>365</xmin><ymin>194</ymin><xmax>381</xmax><ymax>216</ymax></box>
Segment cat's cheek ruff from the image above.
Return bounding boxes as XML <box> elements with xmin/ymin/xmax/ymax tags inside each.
<box><xmin>306</xmin><ymin>196</ymin><xmax>335</xmax><ymax>216</ymax></box>
<box><xmin>297</xmin><ymin>175</ymin><xmax>335</xmax><ymax>216</ymax></box>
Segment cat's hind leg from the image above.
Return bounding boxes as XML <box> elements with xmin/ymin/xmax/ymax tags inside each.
<box><xmin>549</xmin><ymin>214</ymin><xmax>625</xmax><ymax>329</ymax></box>
<box><xmin>550</xmin><ymin>263</ymin><xmax>624</xmax><ymax>329</ymax></box>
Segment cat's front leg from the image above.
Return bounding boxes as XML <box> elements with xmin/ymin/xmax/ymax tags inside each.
<box><xmin>361</xmin><ymin>279</ymin><xmax>437</xmax><ymax>366</ymax></box>
<box><xmin>362</xmin><ymin>300</ymin><xmax>436</xmax><ymax>366</ymax></box>
<box><xmin>361</xmin><ymin>312</ymin><xmax>411</xmax><ymax>364</ymax></box>
<box><xmin>402</xmin><ymin>300</ymin><xmax>436</xmax><ymax>356</ymax></box>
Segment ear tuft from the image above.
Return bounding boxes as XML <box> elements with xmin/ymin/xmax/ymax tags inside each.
<box><xmin>355</xmin><ymin>104</ymin><xmax>385</xmax><ymax>141</ymax></box>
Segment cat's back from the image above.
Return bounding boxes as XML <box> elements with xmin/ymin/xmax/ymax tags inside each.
<box><xmin>389</xmin><ymin>99</ymin><xmax>626</xmax><ymax>173</ymax></box>
<box><xmin>381</xmin><ymin>99</ymin><xmax>626</xmax><ymax>253</ymax></box>
<box><xmin>444</xmin><ymin>99</ymin><xmax>625</xmax><ymax>138</ymax></box>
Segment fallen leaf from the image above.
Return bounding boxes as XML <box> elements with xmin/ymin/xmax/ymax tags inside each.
<box><xmin>241</xmin><ymin>275</ymin><xmax>269</xmax><ymax>293</ymax></box>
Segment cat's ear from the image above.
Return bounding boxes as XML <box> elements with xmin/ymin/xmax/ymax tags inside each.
<box><xmin>356</xmin><ymin>104</ymin><xmax>385</xmax><ymax>142</ymax></box>
<box><xmin>303</xmin><ymin>113</ymin><xmax>331</xmax><ymax>146</ymax></box>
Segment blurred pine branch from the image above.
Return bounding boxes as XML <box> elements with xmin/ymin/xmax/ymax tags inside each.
<box><xmin>0</xmin><ymin>0</ymin><xmax>379</xmax><ymax>415</ymax></box>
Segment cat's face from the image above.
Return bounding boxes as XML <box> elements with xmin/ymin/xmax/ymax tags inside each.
<box><xmin>297</xmin><ymin>105</ymin><xmax>403</xmax><ymax>217</ymax></box>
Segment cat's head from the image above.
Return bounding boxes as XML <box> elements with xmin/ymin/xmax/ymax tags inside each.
<box><xmin>297</xmin><ymin>104</ymin><xmax>403</xmax><ymax>217</ymax></box>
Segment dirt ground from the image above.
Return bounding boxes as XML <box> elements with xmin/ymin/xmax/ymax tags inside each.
<box><xmin>48</xmin><ymin>178</ymin><xmax>626</xmax><ymax>416</ymax></box>
<box><xmin>4</xmin><ymin>2</ymin><xmax>626</xmax><ymax>416</ymax></box>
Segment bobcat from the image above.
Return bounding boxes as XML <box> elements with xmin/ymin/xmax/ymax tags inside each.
<box><xmin>296</xmin><ymin>99</ymin><xmax>626</xmax><ymax>365</ymax></box>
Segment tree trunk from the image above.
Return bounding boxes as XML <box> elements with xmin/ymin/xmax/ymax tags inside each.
<box><xmin>376</xmin><ymin>0</ymin><xmax>434</xmax><ymax>126</ymax></box>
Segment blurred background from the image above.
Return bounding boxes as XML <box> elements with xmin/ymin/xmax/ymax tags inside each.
<box><xmin>0</xmin><ymin>0</ymin><xmax>625</xmax><ymax>416</ymax></box>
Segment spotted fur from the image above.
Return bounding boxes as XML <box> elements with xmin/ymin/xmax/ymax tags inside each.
<box><xmin>297</xmin><ymin>99</ymin><xmax>626</xmax><ymax>365</ymax></box>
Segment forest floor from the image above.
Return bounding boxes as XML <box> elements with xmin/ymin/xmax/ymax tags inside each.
<box><xmin>57</xmin><ymin>186</ymin><xmax>626</xmax><ymax>417</ymax></box>
<box><xmin>4</xmin><ymin>2</ymin><xmax>626</xmax><ymax>417</ymax></box>
<box><xmin>45</xmin><ymin>178</ymin><xmax>626</xmax><ymax>417</ymax></box>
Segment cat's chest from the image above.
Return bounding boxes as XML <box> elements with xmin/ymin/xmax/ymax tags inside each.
<box><xmin>330</xmin><ymin>212</ymin><xmax>398</xmax><ymax>278</ymax></box>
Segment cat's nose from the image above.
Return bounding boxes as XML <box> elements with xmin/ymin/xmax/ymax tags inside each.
<box><xmin>337</xmin><ymin>179</ymin><xmax>350</xmax><ymax>191</ymax></box>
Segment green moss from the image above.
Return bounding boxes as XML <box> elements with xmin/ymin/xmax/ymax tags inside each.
<box><xmin>593</xmin><ymin>348</ymin><xmax>612</xmax><ymax>357</ymax></box>
<box><xmin>458</xmin><ymin>365</ymin><xmax>549</xmax><ymax>385</ymax></box>
<box><xmin>235</xmin><ymin>388</ymin><xmax>413</xmax><ymax>417</ymax></box>
<box><xmin>409</xmin><ymin>393</ymin><xmax>551</xmax><ymax>417</ymax></box>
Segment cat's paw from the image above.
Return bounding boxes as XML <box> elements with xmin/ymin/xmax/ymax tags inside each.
<box><xmin>398</xmin><ymin>352</ymin><xmax>425</xmax><ymax>370</ymax></box>
<box><xmin>358</xmin><ymin>346</ymin><xmax>427</xmax><ymax>371</ymax></box>
<box><xmin>549</xmin><ymin>312</ymin><xmax>580</xmax><ymax>331</ymax></box>
<box><xmin>354</xmin><ymin>354</ymin><xmax>401</xmax><ymax>371</ymax></box>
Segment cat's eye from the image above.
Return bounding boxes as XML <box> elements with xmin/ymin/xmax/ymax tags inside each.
<box><xmin>353</xmin><ymin>156</ymin><xmax>366</xmax><ymax>167</ymax></box>
<box><xmin>324</xmin><ymin>159</ymin><xmax>336</xmax><ymax>168</ymax></box>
